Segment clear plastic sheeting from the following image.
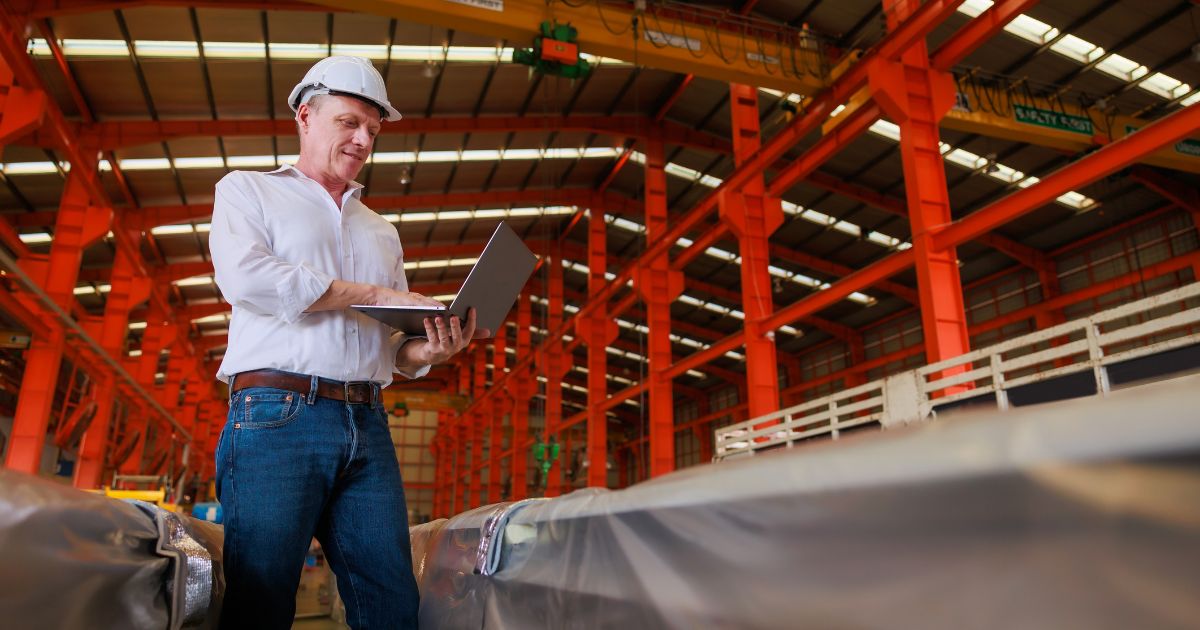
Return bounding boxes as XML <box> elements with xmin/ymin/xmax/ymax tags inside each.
<box><xmin>411</xmin><ymin>374</ymin><xmax>1200</xmax><ymax>629</ymax></box>
<box><xmin>0</xmin><ymin>471</ymin><xmax>224</xmax><ymax>629</ymax></box>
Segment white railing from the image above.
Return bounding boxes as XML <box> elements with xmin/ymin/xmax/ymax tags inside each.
<box><xmin>715</xmin><ymin>283</ymin><xmax>1200</xmax><ymax>460</ymax></box>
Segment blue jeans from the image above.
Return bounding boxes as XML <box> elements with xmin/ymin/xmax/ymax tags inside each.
<box><xmin>215</xmin><ymin>386</ymin><xmax>419</xmax><ymax>629</ymax></box>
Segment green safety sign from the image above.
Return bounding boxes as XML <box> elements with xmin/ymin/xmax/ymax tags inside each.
<box><xmin>1014</xmin><ymin>104</ymin><xmax>1093</xmax><ymax>135</ymax></box>
<box><xmin>1125</xmin><ymin>125</ymin><xmax>1200</xmax><ymax>157</ymax></box>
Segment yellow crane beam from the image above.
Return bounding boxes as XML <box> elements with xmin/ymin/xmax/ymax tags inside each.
<box><xmin>824</xmin><ymin>81</ymin><xmax>1200</xmax><ymax>174</ymax></box>
<box><xmin>312</xmin><ymin>0</ymin><xmax>1198</xmax><ymax>174</ymax></box>
<box><xmin>302</xmin><ymin>0</ymin><xmax>827</xmax><ymax>95</ymax></box>
<box><xmin>944</xmin><ymin>81</ymin><xmax>1200</xmax><ymax>174</ymax></box>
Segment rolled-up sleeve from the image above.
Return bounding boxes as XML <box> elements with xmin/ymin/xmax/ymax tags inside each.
<box><xmin>210</xmin><ymin>173</ymin><xmax>333</xmax><ymax>324</ymax></box>
<box><xmin>388</xmin><ymin>240</ymin><xmax>432</xmax><ymax>380</ymax></box>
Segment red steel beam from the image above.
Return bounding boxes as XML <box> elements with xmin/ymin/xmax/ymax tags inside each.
<box><xmin>0</xmin><ymin>9</ymin><xmax>219</xmax><ymax>468</ymax></box>
<box><xmin>1129</xmin><ymin>166</ymin><xmax>1200</xmax><ymax>219</ymax></box>
<box><xmin>20</xmin><ymin>115</ymin><xmax>726</xmax><ymax>153</ymax></box>
<box><xmin>769</xmin><ymin>243</ymin><xmax>918</xmax><ymax>304</ymax></box>
<box><xmin>805</xmin><ymin>170</ymin><xmax>1053</xmax><ymax>271</ymax></box>
<box><xmin>743</xmin><ymin>103</ymin><xmax>1200</xmax><ymax>361</ymax></box>
<box><xmin>10</xmin><ymin>188</ymin><xmax>639</xmax><ymax>229</ymax></box>
<box><xmin>934</xmin><ymin>103</ymin><xmax>1200</xmax><ymax>252</ymax></box>
<box><xmin>930</xmin><ymin>0</ymin><xmax>1043</xmax><ymax>70</ymax></box>
<box><xmin>450</xmin><ymin>1</ymin><xmax>968</xmax><ymax>422</ymax></box>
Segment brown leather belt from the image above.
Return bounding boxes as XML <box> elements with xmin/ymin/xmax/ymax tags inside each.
<box><xmin>231</xmin><ymin>369</ymin><xmax>380</xmax><ymax>405</ymax></box>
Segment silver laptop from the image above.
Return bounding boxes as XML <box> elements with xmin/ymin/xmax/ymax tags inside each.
<box><xmin>353</xmin><ymin>221</ymin><xmax>538</xmax><ymax>336</ymax></box>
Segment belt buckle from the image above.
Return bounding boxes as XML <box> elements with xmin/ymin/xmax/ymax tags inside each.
<box><xmin>343</xmin><ymin>381</ymin><xmax>376</xmax><ymax>404</ymax></box>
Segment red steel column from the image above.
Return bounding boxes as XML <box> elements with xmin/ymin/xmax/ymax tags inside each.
<box><xmin>870</xmin><ymin>0</ymin><xmax>971</xmax><ymax>366</ymax></box>
<box><xmin>634</xmin><ymin>137</ymin><xmax>684</xmax><ymax>477</ymax></box>
<box><xmin>510</xmin><ymin>294</ymin><xmax>532</xmax><ymax>499</ymax></box>
<box><xmin>121</xmin><ymin>315</ymin><xmax>176</xmax><ymax>474</ymax></box>
<box><xmin>543</xmin><ymin>251</ymin><xmax>568</xmax><ymax>497</ymax></box>
<box><xmin>469</xmin><ymin>347</ymin><xmax>487</xmax><ymax>507</ymax></box>
<box><xmin>575</xmin><ymin>210</ymin><xmax>617</xmax><ymax>488</ymax></box>
<box><xmin>453</xmin><ymin>359</ymin><xmax>471</xmax><ymax>514</ymax></box>
<box><xmin>434</xmin><ymin>429</ymin><xmax>446</xmax><ymax>517</ymax></box>
<box><xmin>149</xmin><ymin>348</ymin><xmax>188</xmax><ymax>475</ymax></box>
<box><xmin>719</xmin><ymin>84</ymin><xmax>784</xmax><ymax>420</ymax></box>
<box><xmin>487</xmin><ymin>332</ymin><xmax>507</xmax><ymax>504</ymax></box>
<box><xmin>5</xmin><ymin>165</ymin><xmax>110</xmax><ymax>473</ymax></box>
<box><xmin>74</xmin><ymin>247</ymin><xmax>152</xmax><ymax>487</ymax></box>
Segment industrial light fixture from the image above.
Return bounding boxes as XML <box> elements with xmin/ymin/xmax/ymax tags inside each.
<box><xmin>421</xmin><ymin>60</ymin><xmax>440</xmax><ymax>78</ymax></box>
<box><xmin>983</xmin><ymin>153</ymin><xmax>999</xmax><ymax>175</ymax></box>
<box><xmin>398</xmin><ymin>165</ymin><xmax>412</xmax><ymax>185</ymax></box>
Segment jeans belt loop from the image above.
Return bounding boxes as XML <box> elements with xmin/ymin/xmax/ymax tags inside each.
<box><xmin>306</xmin><ymin>374</ymin><xmax>319</xmax><ymax>405</ymax></box>
<box><xmin>371</xmin><ymin>383</ymin><xmax>379</xmax><ymax>406</ymax></box>
<box><xmin>228</xmin><ymin>374</ymin><xmax>237</xmax><ymax>403</ymax></box>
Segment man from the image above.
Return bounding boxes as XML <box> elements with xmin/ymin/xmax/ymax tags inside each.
<box><xmin>209</xmin><ymin>56</ymin><xmax>482</xmax><ymax>629</ymax></box>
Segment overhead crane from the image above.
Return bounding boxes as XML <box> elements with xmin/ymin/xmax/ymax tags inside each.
<box><xmin>311</xmin><ymin>0</ymin><xmax>1200</xmax><ymax>174</ymax></box>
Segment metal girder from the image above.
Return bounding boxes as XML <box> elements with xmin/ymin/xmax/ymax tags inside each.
<box><xmin>11</xmin><ymin>188</ymin><xmax>635</xmax><ymax>229</ymax></box>
<box><xmin>570</xmin><ymin>0</ymin><xmax>966</xmax><ymax>325</ymax></box>
<box><xmin>486</xmin><ymin>333</ymin><xmax>505</xmax><ymax>504</ymax></box>
<box><xmin>935</xmin><ymin>103</ymin><xmax>1200</xmax><ymax>250</ymax></box>
<box><xmin>1130</xmin><ymin>166</ymin><xmax>1200</xmax><ymax>220</ymax></box>
<box><xmin>941</xmin><ymin>81</ymin><xmax>1200</xmax><ymax>174</ymax></box>
<box><xmin>803</xmin><ymin>170</ymin><xmax>1053</xmax><ymax>272</ymax></box>
<box><xmin>633</xmin><ymin>138</ymin><xmax>680</xmax><ymax>478</ymax></box>
<box><xmin>302</xmin><ymin>0</ymin><xmax>826</xmax><ymax>95</ymax></box>
<box><xmin>17</xmin><ymin>115</ymin><xmax>726</xmax><ymax>153</ymax></box>
<box><xmin>579</xmin><ymin>212</ymin><xmax>612</xmax><ymax>488</ymax></box>
<box><xmin>0</xmin><ymin>3</ymin><xmax>221</xmax><ymax>466</ymax></box>
<box><xmin>508</xmin><ymin>294</ymin><xmax>532</xmax><ymax>500</ymax></box>
<box><xmin>24</xmin><ymin>0</ymin><xmax>322</xmax><ymax>17</ymax></box>
<box><xmin>929</xmin><ymin>0</ymin><xmax>1042</xmax><ymax>70</ymax></box>
<box><xmin>755</xmin><ymin>102</ymin><xmax>1200</xmax><ymax>343</ymax></box>
<box><xmin>719</xmin><ymin>84</ymin><xmax>782</xmax><ymax>421</ymax></box>
<box><xmin>876</xmin><ymin>0</ymin><xmax>970</xmax><ymax>369</ymax></box>
<box><xmin>783</xmin><ymin>248</ymin><xmax>1200</xmax><ymax>403</ymax></box>
<box><xmin>447</xmin><ymin>0</ymin><xmax>967</xmax><ymax>424</ymax></box>
<box><xmin>686</xmin><ymin>277</ymin><xmax>855</xmax><ymax>342</ymax></box>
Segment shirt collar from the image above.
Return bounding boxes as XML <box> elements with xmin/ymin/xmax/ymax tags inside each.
<box><xmin>270</xmin><ymin>163</ymin><xmax>365</xmax><ymax>200</ymax></box>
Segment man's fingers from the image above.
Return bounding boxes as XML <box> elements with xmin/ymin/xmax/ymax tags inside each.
<box><xmin>423</xmin><ymin>317</ymin><xmax>439</xmax><ymax>342</ymax></box>
<box><xmin>459</xmin><ymin>308</ymin><xmax>478</xmax><ymax>345</ymax></box>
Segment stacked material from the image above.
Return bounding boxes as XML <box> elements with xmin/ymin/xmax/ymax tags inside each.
<box><xmin>411</xmin><ymin>374</ymin><xmax>1200</xmax><ymax>629</ymax></box>
<box><xmin>0</xmin><ymin>471</ymin><xmax>224</xmax><ymax>629</ymax></box>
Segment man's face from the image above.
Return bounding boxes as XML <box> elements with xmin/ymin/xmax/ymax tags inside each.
<box><xmin>296</xmin><ymin>95</ymin><xmax>382</xmax><ymax>185</ymax></box>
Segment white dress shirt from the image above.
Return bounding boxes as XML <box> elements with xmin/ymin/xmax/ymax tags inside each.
<box><xmin>210</xmin><ymin>164</ymin><xmax>429</xmax><ymax>386</ymax></box>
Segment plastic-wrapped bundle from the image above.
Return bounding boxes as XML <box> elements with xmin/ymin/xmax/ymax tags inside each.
<box><xmin>409</xmin><ymin>517</ymin><xmax>448</xmax><ymax>593</ymax></box>
<box><xmin>0</xmin><ymin>470</ymin><xmax>224</xmax><ymax>629</ymax></box>
<box><xmin>415</xmin><ymin>375</ymin><xmax>1200</xmax><ymax>629</ymax></box>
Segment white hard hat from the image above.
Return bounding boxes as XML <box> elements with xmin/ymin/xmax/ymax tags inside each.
<box><xmin>288</xmin><ymin>56</ymin><xmax>402</xmax><ymax>122</ymax></box>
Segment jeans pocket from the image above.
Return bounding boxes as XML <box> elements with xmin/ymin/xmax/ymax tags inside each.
<box><xmin>237</xmin><ymin>387</ymin><xmax>303</xmax><ymax>429</ymax></box>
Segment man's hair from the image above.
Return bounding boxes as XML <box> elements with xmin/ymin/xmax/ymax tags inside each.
<box><xmin>295</xmin><ymin>92</ymin><xmax>385</xmax><ymax>135</ymax></box>
<box><xmin>302</xmin><ymin>92</ymin><xmax>384</xmax><ymax>120</ymax></box>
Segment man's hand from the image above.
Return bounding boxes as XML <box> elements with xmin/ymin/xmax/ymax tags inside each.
<box><xmin>369</xmin><ymin>286</ymin><xmax>445</xmax><ymax>308</ymax></box>
<box><xmin>410</xmin><ymin>307</ymin><xmax>492</xmax><ymax>365</ymax></box>
<box><xmin>307</xmin><ymin>279</ymin><xmax>444</xmax><ymax>312</ymax></box>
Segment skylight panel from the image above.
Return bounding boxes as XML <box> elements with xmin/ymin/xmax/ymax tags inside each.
<box><xmin>1004</xmin><ymin>15</ymin><xmax>1059</xmax><ymax>45</ymax></box>
<box><xmin>1048</xmin><ymin>34</ymin><xmax>1102</xmax><ymax>64</ymax></box>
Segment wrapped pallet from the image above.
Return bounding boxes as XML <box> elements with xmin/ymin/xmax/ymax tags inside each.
<box><xmin>413</xmin><ymin>375</ymin><xmax>1200</xmax><ymax>629</ymax></box>
<box><xmin>0</xmin><ymin>470</ymin><xmax>224</xmax><ymax>629</ymax></box>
